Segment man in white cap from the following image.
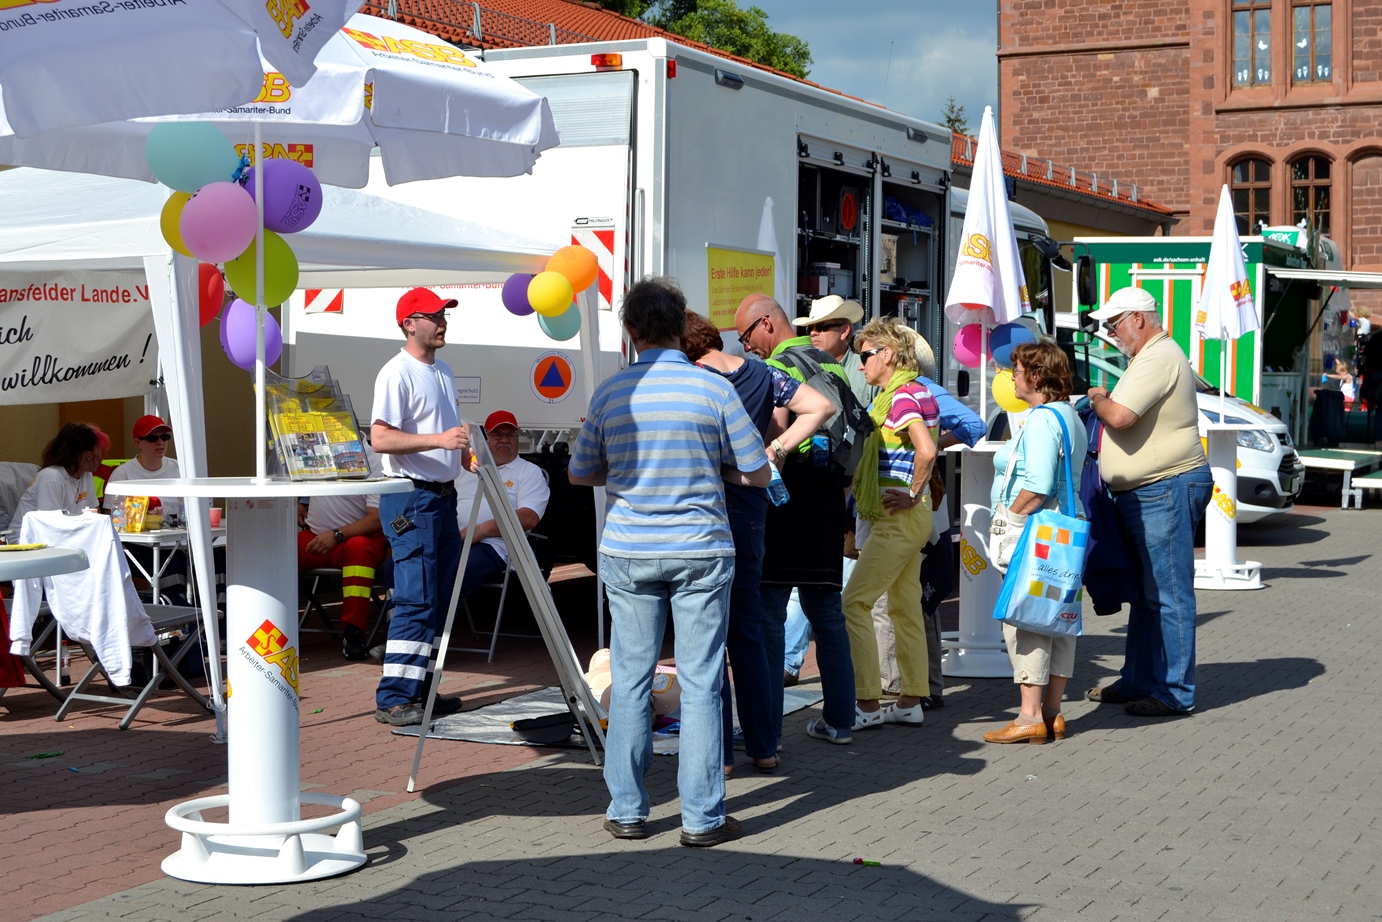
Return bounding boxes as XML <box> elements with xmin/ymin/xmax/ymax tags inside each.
<box><xmin>793</xmin><ymin>295</ymin><xmax>872</xmax><ymax>407</ymax></box>
<box><xmin>1084</xmin><ymin>286</ymin><xmax>1212</xmax><ymax>718</ymax></box>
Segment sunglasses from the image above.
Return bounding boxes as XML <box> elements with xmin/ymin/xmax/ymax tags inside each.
<box><xmin>407</xmin><ymin>312</ymin><xmax>447</xmax><ymax>325</ymax></box>
<box><xmin>808</xmin><ymin>321</ymin><xmax>849</xmax><ymax>334</ymax></box>
<box><xmin>857</xmin><ymin>347</ymin><xmax>884</xmax><ymax>362</ymax></box>
<box><xmin>139</xmin><ymin>433</ymin><xmax>172</xmax><ymax>442</ymax></box>
<box><xmin>1104</xmin><ymin>313</ymin><xmax>1133</xmax><ymax>334</ymax></box>
<box><xmin>737</xmin><ymin>316</ymin><xmax>766</xmax><ymax>347</ymax></box>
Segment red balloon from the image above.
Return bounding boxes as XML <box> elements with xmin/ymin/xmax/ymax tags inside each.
<box><xmin>198</xmin><ymin>263</ymin><xmax>225</xmax><ymax>327</ymax></box>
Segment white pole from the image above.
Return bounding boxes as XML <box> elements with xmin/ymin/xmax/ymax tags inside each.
<box><xmin>253</xmin><ymin>122</ymin><xmax>268</xmax><ymax>484</ymax></box>
<box><xmin>574</xmin><ymin>286</ymin><xmax>607</xmax><ymax>647</ymax></box>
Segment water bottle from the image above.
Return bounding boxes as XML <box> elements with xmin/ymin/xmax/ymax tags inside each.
<box><xmin>110</xmin><ymin>501</ymin><xmax>126</xmax><ymax>533</ymax></box>
<box><xmin>767</xmin><ymin>466</ymin><xmax>790</xmax><ymax>506</ymax></box>
<box><xmin>810</xmin><ymin>433</ymin><xmax>831</xmax><ymax>468</ymax></box>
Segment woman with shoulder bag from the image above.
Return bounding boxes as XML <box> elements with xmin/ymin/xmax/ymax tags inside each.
<box><xmin>984</xmin><ymin>341</ymin><xmax>1088</xmax><ymax>745</ymax></box>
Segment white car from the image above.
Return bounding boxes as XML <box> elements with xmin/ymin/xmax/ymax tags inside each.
<box><xmin>1068</xmin><ymin>336</ymin><xmax>1303</xmax><ymax>523</ymax></box>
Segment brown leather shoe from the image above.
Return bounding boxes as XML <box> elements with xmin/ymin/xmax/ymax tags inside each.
<box><xmin>1045</xmin><ymin>713</ymin><xmax>1066</xmax><ymax>739</ymax></box>
<box><xmin>983</xmin><ymin>719</ymin><xmax>1048</xmax><ymax>745</ymax></box>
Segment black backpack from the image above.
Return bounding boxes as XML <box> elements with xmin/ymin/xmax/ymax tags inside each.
<box><xmin>771</xmin><ymin>345</ymin><xmax>875</xmax><ymax>481</ymax></box>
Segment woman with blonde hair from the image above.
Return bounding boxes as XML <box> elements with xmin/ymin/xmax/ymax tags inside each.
<box><xmin>836</xmin><ymin>318</ymin><xmax>940</xmax><ymax>734</ymax></box>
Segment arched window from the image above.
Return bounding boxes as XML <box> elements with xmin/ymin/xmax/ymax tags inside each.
<box><xmin>1291</xmin><ymin>155</ymin><xmax>1331</xmax><ymax>235</ymax></box>
<box><xmin>1230</xmin><ymin>157</ymin><xmax>1272</xmax><ymax>235</ymax></box>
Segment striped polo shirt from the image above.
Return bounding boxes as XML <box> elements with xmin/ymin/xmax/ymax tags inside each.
<box><xmin>570</xmin><ymin>348</ymin><xmax>766</xmax><ymax>558</ymax></box>
<box><xmin>875</xmin><ymin>382</ymin><xmax>941</xmax><ymax>487</ymax></box>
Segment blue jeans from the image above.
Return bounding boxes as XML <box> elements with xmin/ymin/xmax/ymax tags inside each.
<box><xmin>600</xmin><ymin>553</ymin><xmax>734</xmax><ymax>834</ymax></box>
<box><xmin>376</xmin><ymin>488</ymin><xmax>462</xmax><ymax>709</ymax></box>
<box><xmin>720</xmin><ymin>491</ymin><xmax>775</xmax><ymax>762</ymax></box>
<box><xmin>1111</xmin><ymin>464</ymin><xmax>1213</xmax><ymax>712</ymax></box>
<box><xmin>783</xmin><ymin>558</ymin><xmax>857</xmax><ymax>676</ymax></box>
<box><xmin>761</xmin><ymin>585</ymin><xmax>856</xmax><ymax>738</ymax></box>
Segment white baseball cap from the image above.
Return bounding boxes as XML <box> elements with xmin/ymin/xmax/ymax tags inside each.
<box><xmin>1089</xmin><ymin>286</ymin><xmax>1159</xmax><ymax>320</ymax></box>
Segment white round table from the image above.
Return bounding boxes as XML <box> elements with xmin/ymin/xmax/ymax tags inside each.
<box><xmin>104</xmin><ymin>477</ymin><xmax>412</xmax><ymax>885</ymax></box>
<box><xmin>0</xmin><ymin>546</ymin><xmax>89</xmax><ymax>581</ymax></box>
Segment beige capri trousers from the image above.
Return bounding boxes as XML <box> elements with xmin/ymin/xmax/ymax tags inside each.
<box><xmin>1001</xmin><ymin>622</ymin><xmax>1075</xmax><ymax>686</ymax></box>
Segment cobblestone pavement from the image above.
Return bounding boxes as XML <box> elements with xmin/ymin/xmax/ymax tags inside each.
<box><xmin>13</xmin><ymin>506</ymin><xmax>1382</xmax><ymax>921</ymax></box>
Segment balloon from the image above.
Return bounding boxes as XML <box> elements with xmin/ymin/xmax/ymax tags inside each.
<box><xmin>502</xmin><ymin>273</ymin><xmax>536</xmax><ymax>316</ymax></box>
<box><xmin>990</xmin><ymin>321</ymin><xmax>1040</xmax><ymax>370</ymax></box>
<box><xmin>537</xmin><ymin>304</ymin><xmax>582</xmax><ymax>341</ymax></box>
<box><xmin>952</xmin><ymin>323</ymin><xmax>987</xmax><ymax>369</ymax></box>
<box><xmin>993</xmin><ymin>369</ymin><xmax>1030</xmax><ymax>413</ymax></box>
<box><xmin>528</xmin><ymin>271</ymin><xmax>575</xmax><ymax>317</ymax></box>
<box><xmin>159</xmin><ymin>192</ymin><xmax>193</xmax><ymax>258</ymax></box>
<box><xmin>546</xmin><ymin>245</ymin><xmax>599</xmax><ymax>292</ymax></box>
<box><xmin>198</xmin><ymin>263</ymin><xmax>225</xmax><ymax>327</ymax></box>
<box><xmin>180</xmin><ymin>182</ymin><xmax>257</xmax><ymax>263</ymax></box>
<box><xmin>145</xmin><ymin>122</ymin><xmax>241</xmax><ymax>193</ymax></box>
<box><xmin>244</xmin><ymin>159</ymin><xmax>323</xmax><ymax>234</ymax></box>
<box><xmin>219</xmin><ymin>298</ymin><xmax>282</xmax><ymax>371</ymax></box>
<box><xmin>223</xmin><ymin>231</ymin><xmax>300</xmax><ymax>306</ymax></box>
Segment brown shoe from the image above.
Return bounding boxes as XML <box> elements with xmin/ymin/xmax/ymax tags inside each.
<box><xmin>983</xmin><ymin>719</ymin><xmax>1048</xmax><ymax>745</ymax></box>
<box><xmin>1086</xmin><ymin>685</ymin><xmax>1131</xmax><ymax>705</ymax></box>
<box><xmin>1045</xmin><ymin>713</ymin><xmax>1066</xmax><ymax>740</ymax></box>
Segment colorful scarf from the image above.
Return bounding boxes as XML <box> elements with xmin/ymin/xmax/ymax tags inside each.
<box><xmin>853</xmin><ymin>367</ymin><xmax>918</xmax><ymax>520</ymax></box>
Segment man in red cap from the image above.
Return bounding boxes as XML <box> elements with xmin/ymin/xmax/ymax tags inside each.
<box><xmin>452</xmin><ymin>409</ymin><xmax>551</xmax><ymax>602</ymax></box>
<box><xmin>107</xmin><ymin>415</ymin><xmax>190</xmax><ymax>604</ymax></box>
<box><xmin>370</xmin><ymin>289</ymin><xmax>470</xmax><ymax>726</ymax></box>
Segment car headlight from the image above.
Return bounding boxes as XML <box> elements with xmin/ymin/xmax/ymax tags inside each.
<box><xmin>1237</xmin><ymin>429</ymin><xmax>1275</xmax><ymax>453</ymax></box>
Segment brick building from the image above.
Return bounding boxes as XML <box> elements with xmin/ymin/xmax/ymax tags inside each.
<box><xmin>998</xmin><ymin>0</ymin><xmax>1382</xmax><ymax>312</ymax></box>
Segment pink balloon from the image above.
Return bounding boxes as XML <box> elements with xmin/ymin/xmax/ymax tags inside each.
<box><xmin>219</xmin><ymin>298</ymin><xmax>282</xmax><ymax>371</ymax></box>
<box><xmin>180</xmin><ymin>182</ymin><xmax>257</xmax><ymax>263</ymax></box>
<box><xmin>953</xmin><ymin>323</ymin><xmax>988</xmax><ymax>369</ymax></box>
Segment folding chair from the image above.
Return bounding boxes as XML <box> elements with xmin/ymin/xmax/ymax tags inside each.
<box><xmin>299</xmin><ymin>567</ymin><xmax>388</xmax><ymax>648</ymax></box>
<box><xmin>457</xmin><ymin>532</ymin><xmax>553</xmax><ymax>663</ymax></box>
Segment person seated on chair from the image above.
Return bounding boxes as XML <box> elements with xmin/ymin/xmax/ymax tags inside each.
<box><xmin>106</xmin><ymin>415</ymin><xmax>192</xmax><ymax>605</ymax></box>
<box><xmin>10</xmin><ymin>422</ymin><xmax>108</xmax><ymax>538</ymax></box>
<box><xmin>453</xmin><ymin>410</ymin><xmax>551</xmax><ymax>599</ymax></box>
<box><xmin>297</xmin><ymin>448</ymin><xmax>389</xmax><ymax>661</ymax></box>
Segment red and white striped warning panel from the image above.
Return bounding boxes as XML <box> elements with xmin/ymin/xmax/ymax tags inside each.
<box><xmin>572</xmin><ymin>219</ymin><xmax>616</xmax><ymax>311</ymax></box>
<box><xmin>303</xmin><ymin>289</ymin><xmax>344</xmax><ymax>314</ymax></box>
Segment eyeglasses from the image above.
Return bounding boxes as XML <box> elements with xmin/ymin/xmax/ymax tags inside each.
<box><xmin>488</xmin><ymin>429</ymin><xmax>519</xmax><ymax>441</ymax></box>
<box><xmin>1104</xmin><ymin>313</ymin><xmax>1133</xmax><ymax>334</ymax></box>
<box><xmin>857</xmin><ymin>347</ymin><xmax>884</xmax><ymax>363</ymax></box>
<box><xmin>737</xmin><ymin>316</ymin><xmax>766</xmax><ymax>347</ymax></box>
<box><xmin>807</xmin><ymin>321</ymin><xmax>849</xmax><ymax>334</ymax></box>
<box><xmin>407</xmin><ymin>312</ymin><xmax>447</xmax><ymax>326</ymax></box>
<box><xmin>139</xmin><ymin>433</ymin><xmax>172</xmax><ymax>442</ymax></box>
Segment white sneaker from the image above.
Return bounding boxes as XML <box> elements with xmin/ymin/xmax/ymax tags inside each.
<box><xmin>852</xmin><ymin>705</ymin><xmax>884</xmax><ymax>731</ymax></box>
<box><xmin>882</xmin><ymin>701</ymin><xmax>925</xmax><ymax>726</ymax></box>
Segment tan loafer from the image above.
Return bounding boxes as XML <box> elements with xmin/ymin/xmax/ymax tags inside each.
<box><xmin>1045</xmin><ymin>713</ymin><xmax>1066</xmax><ymax>740</ymax></box>
<box><xmin>983</xmin><ymin>719</ymin><xmax>1048</xmax><ymax>745</ymax></box>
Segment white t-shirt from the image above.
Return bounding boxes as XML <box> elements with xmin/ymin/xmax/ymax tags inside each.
<box><xmin>454</xmin><ymin>456</ymin><xmax>550</xmax><ymax>565</ymax></box>
<box><xmin>371</xmin><ymin>349</ymin><xmax>462</xmax><ymax>482</ymax></box>
<box><xmin>10</xmin><ymin>466</ymin><xmax>97</xmax><ymax>535</ymax></box>
<box><xmin>107</xmin><ymin>456</ymin><xmax>182</xmax><ymax>516</ymax></box>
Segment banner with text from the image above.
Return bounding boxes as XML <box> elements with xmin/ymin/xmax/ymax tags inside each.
<box><xmin>0</xmin><ymin>272</ymin><xmax>157</xmax><ymax>406</ymax></box>
<box><xmin>706</xmin><ymin>245</ymin><xmax>775</xmax><ymax>331</ymax></box>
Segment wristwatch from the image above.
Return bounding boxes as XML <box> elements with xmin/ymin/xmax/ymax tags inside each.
<box><xmin>908</xmin><ymin>485</ymin><xmax>922</xmax><ymax>503</ymax></box>
<box><xmin>332</xmin><ymin>529</ymin><xmax>345</xmax><ymax>544</ymax></box>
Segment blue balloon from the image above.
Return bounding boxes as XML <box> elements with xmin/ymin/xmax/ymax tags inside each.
<box><xmin>145</xmin><ymin>123</ymin><xmax>241</xmax><ymax>193</ymax></box>
<box><xmin>537</xmin><ymin>305</ymin><xmax>582</xmax><ymax>341</ymax></box>
<box><xmin>990</xmin><ymin>321</ymin><xmax>1039</xmax><ymax>369</ymax></box>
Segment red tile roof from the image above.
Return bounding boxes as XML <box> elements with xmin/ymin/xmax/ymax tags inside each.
<box><xmin>951</xmin><ymin>134</ymin><xmax>1174</xmax><ymax>218</ymax></box>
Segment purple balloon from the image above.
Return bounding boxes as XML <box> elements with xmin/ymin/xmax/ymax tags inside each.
<box><xmin>220</xmin><ymin>298</ymin><xmax>283</xmax><ymax>371</ymax></box>
<box><xmin>244</xmin><ymin>159</ymin><xmax>323</xmax><ymax>234</ymax></box>
<box><xmin>502</xmin><ymin>273</ymin><xmax>536</xmax><ymax>316</ymax></box>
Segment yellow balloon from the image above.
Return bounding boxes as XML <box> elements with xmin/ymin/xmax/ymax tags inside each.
<box><xmin>160</xmin><ymin>192</ymin><xmax>193</xmax><ymax>258</ymax></box>
<box><xmin>528</xmin><ymin>271</ymin><xmax>575</xmax><ymax>317</ymax></box>
<box><xmin>546</xmin><ymin>245</ymin><xmax>599</xmax><ymax>292</ymax></box>
<box><xmin>993</xmin><ymin>369</ymin><xmax>1030</xmax><ymax>413</ymax></box>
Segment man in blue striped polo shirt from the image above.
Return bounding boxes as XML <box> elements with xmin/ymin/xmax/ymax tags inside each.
<box><xmin>570</xmin><ymin>277</ymin><xmax>770</xmax><ymax>848</ymax></box>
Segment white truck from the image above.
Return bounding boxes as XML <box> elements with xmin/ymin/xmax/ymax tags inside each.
<box><xmin>282</xmin><ymin>36</ymin><xmax>957</xmax><ymax>438</ymax></box>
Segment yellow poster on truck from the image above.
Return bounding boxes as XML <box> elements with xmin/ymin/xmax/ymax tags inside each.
<box><xmin>706</xmin><ymin>245</ymin><xmax>774</xmax><ymax>330</ymax></box>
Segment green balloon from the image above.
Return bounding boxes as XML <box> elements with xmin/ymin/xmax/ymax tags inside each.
<box><xmin>223</xmin><ymin>231</ymin><xmax>299</xmax><ymax>307</ymax></box>
<box><xmin>537</xmin><ymin>305</ymin><xmax>582</xmax><ymax>341</ymax></box>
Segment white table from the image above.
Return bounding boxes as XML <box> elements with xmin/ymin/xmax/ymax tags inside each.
<box><xmin>118</xmin><ymin>527</ymin><xmax>226</xmax><ymax>605</ymax></box>
<box><xmin>0</xmin><ymin>545</ymin><xmax>89</xmax><ymax>581</ymax></box>
<box><xmin>105</xmin><ymin>476</ymin><xmax>412</xmax><ymax>885</ymax></box>
<box><xmin>1195</xmin><ymin>423</ymin><xmax>1264</xmax><ymax>591</ymax></box>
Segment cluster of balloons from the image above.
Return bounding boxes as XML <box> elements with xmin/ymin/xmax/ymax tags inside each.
<box><xmin>149</xmin><ymin>122</ymin><xmax>322</xmax><ymax>371</ymax></box>
<box><xmin>500</xmin><ymin>245</ymin><xmax>599</xmax><ymax>341</ymax></box>
<box><xmin>951</xmin><ymin>320</ymin><xmax>1041</xmax><ymax>412</ymax></box>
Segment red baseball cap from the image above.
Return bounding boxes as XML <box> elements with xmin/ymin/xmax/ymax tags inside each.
<box><xmin>395</xmin><ymin>288</ymin><xmax>457</xmax><ymax>325</ymax></box>
<box><xmin>132</xmin><ymin>415</ymin><xmax>172</xmax><ymax>440</ymax></box>
<box><xmin>484</xmin><ymin>410</ymin><xmax>519</xmax><ymax>432</ymax></box>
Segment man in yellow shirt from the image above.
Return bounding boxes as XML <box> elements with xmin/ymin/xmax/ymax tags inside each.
<box><xmin>1085</xmin><ymin>287</ymin><xmax>1213</xmax><ymax>718</ymax></box>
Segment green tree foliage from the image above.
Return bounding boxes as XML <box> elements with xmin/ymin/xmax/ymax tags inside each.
<box><xmin>941</xmin><ymin>96</ymin><xmax>968</xmax><ymax>135</ymax></box>
<box><xmin>601</xmin><ymin>0</ymin><xmax>812</xmax><ymax>79</ymax></box>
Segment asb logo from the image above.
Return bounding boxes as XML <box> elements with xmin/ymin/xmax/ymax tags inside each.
<box><xmin>962</xmin><ymin>233</ymin><xmax>993</xmax><ymax>265</ymax></box>
<box><xmin>266</xmin><ymin>0</ymin><xmax>310</xmax><ymax>39</ymax></box>
<box><xmin>248</xmin><ymin>618</ymin><xmax>300</xmax><ymax>694</ymax></box>
<box><xmin>235</xmin><ymin>141</ymin><xmax>314</xmax><ymax>168</ymax></box>
<box><xmin>343</xmin><ymin>27</ymin><xmax>479</xmax><ymax>68</ymax></box>
<box><xmin>531</xmin><ymin>351</ymin><xmax>575</xmax><ymax>404</ymax></box>
<box><xmin>253</xmin><ymin>73</ymin><xmax>293</xmax><ymax>105</ymax></box>
<box><xmin>959</xmin><ymin>538</ymin><xmax>987</xmax><ymax>576</ymax></box>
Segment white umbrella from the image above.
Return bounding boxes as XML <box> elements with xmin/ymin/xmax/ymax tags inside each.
<box><xmin>1194</xmin><ymin>185</ymin><xmax>1260</xmax><ymax>344</ymax></box>
<box><xmin>943</xmin><ymin>105</ymin><xmax>1030</xmax><ymax>420</ymax></box>
<box><xmin>0</xmin><ymin>14</ymin><xmax>560</xmax><ymax>187</ymax></box>
<box><xmin>0</xmin><ymin>0</ymin><xmax>357</xmax><ymax>137</ymax></box>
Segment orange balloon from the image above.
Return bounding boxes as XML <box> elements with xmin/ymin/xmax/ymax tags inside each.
<box><xmin>546</xmin><ymin>245</ymin><xmax>599</xmax><ymax>292</ymax></box>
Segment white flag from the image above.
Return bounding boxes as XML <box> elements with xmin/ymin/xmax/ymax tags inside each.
<box><xmin>1194</xmin><ymin>184</ymin><xmax>1259</xmax><ymax>340</ymax></box>
<box><xmin>944</xmin><ymin>106</ymin><xmax>1030</xmax><ymax>327</ymax></box>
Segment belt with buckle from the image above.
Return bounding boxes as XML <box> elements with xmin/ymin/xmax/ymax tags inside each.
<box><xmin>406</xmin><ymin>477</ymin><xmax>456</xmax><ymax>498</ymax></box>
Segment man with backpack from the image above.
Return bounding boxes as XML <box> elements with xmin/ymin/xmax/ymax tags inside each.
<box><xmin>735</xmin><ymin>295</ymin><xmax>868</xmax><ymax>748</ymax></box>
